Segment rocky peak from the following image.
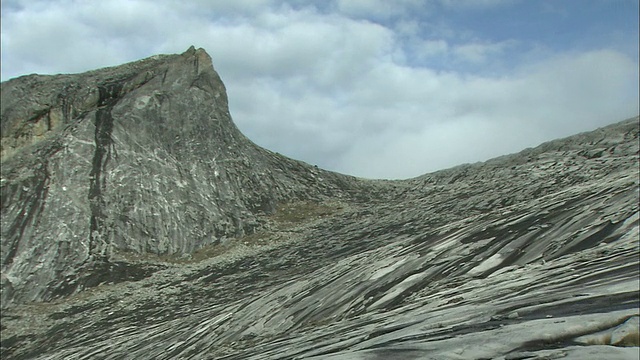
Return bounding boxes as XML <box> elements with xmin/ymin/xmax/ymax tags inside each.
<box><xmin>0</xmin><ymin>47</ymin><xmax>367</xmax><ymax>307</ymax></box>
<box><xmin>1</xmin><ymin>47</ymin><xmax>227</xmax><ymax>158</ymax></box>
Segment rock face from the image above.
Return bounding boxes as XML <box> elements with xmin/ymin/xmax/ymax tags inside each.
<box><xmin>0</xmin><ymin>47</ymin><xmax>367</xmax><ymax>307</ymax></box>
<box><xmin>1</xmin><ymin>48</ymin><xmax>639</xmax><ymax>360</ymax></box>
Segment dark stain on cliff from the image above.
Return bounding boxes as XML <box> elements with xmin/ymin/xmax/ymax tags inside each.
<box><xmin>87</xmin><ymin>83</ymin><xmax>121</xmax><ymax>258</ymax></box>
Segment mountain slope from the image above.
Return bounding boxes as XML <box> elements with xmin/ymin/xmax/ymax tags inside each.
<box><xmin>1</xmin><ymin>48</ymin><xmax>638</xmax><ymax>359</ymax></box>
<box><xmin>0</xmin><ymin>47</ymin><xmax>373</xmax><ymax>307</ymax></box>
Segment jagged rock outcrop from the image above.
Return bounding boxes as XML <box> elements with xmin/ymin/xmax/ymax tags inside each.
<box><xmin>0</xmin><ymin>47</ymin><xmax>369</xmax><ymax>307</ymax></box>
<box><xmin>1</xmin><ymin>48</ymin><xmax>638</xmax><ymax>360</ymax></box>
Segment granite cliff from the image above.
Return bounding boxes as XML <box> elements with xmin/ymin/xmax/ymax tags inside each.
<box><xmin>1</xmin><ymin>47</ymin><xmax>638</xmax><ymax>359</ymax></box>
<box><xmin>1</xmin><ymin>46</ymin><xmax>369</xmax><ymax>307</ymax></box>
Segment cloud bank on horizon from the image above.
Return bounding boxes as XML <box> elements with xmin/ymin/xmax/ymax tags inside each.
<box><xmin>1</xmin><ymin>0</ymin><xmax>638</xmax><ymax>179</ymax></box>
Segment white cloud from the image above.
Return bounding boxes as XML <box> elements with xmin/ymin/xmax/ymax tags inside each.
<box><xmin>334</xmin><ymin>0</ymin><xmax>424</xmax><ymax>20</ymax></box>
<box><xmin>0</xmin><ymin>0</ymin><xmax>184</xmax><ymax>77</ymax></box>
<box><xmin>203</xmin><ymin>11</ymin><xmax>394</xmax><ymax>86</ymax></box>
<box><xmin>186</xmin><ymin>0</ymin><xmax>275</xmax><ymax>15</ymax></box>
<box><xmin>417</xmin><ymin>39</ymin><xmax>450</xmax><ymax>58</ymax></box>
<box><xmin>332</xmin><ymin>49</ymin><xmax>639</xmax><ymax>178</ymax></box>
<box><xmin>452</xmin><ymin>40</ymin><xmax>515</xmax><ymax>64</ymax></box>
<box><xmin>439</xmin><ymin>0</ymin><xmax>518</xmax><ymax>10</ymax></box>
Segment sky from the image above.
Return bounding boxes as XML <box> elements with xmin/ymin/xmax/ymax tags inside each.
<box><xmin>1</xmin><ymin>0</ymin><xmax>638</xmax><ymax>179</ymax></box>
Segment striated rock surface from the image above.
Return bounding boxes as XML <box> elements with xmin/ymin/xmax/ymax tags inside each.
<box><xmin>0</xmin><ymin>47</ymin><xmax>370</xmax><ymax>307</ymax></box>
<box><xmin>1</xmin><ymin>47</ymin><xmax>639</xmax><ymax>359</ymax></box>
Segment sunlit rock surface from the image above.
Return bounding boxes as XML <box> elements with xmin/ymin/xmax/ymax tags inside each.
<box><xmin>1</xmin><ymin>48</ymin><xmax>638</xmax><ymax>360</ymax></box>
<box><xmin>0</xmin><ymin>47</ymin><xmax>368</xmax><ymax>307</ymax></box>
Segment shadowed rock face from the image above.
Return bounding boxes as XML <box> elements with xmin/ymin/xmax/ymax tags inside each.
<box><xmin>1</xmin><ymin>48</ymin><xmax>639</xmax><ymax>360</ymax></box>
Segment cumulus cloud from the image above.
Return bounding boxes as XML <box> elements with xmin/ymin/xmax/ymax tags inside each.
<box><xmin>334</xmin><ymin>0</ymin><xmax>425</xmax><ymax>20</ymax></box>
<box><xmin>1</xmin><ymin>0</ymin><xmax>638</xmax><ymax>179</ymax></box>
<box><xmin>335</xmin><ymin>49</ymin><xmax>639</xmax><ymax>178</ymax></box>
<box><xmin>1</xmin><ymin>0</ymin><xmax>182</xmax><ymax>76</ymax></box>
<box><xmin>452</xmin><ymin>40</ymin><xmax>516</xmax><ymax>64</ymax></box>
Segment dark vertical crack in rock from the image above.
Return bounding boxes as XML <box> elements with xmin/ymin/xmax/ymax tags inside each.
<box><xmin>87</xmin><ymin>83</ymin><xmax>120</xmax><ymax>260</ymax></box>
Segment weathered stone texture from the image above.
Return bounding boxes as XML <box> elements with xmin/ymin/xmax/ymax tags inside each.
<box><xmin>0</xmin><ymin>47</ymin><xmax>367</xmax><ymax>306</ymax></box>
<box><xmin>1</xmin><ymin>47</ymin><xmax>638</xmax><ymax>360</ymax></box>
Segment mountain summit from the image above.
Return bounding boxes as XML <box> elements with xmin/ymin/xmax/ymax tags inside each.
<box><xmin>1</xmin><ymin>48</ymin><xmax>639</xmax><ymax>359</ymax></box>
<box><xmin>1</xmin><ymin>47</ymin><xmax>369</xmax><ymax>307</ymax></box>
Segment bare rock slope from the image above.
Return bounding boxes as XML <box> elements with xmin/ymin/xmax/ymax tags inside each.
<box><xmin>1</xmin><ymin>47</ymin><xmax>638</xmax><ymax>360</ymax></box>
<box><xmin>1</xmin><ymin>47</ymin><xmax>369</xmax><ymax>307</ymax></box>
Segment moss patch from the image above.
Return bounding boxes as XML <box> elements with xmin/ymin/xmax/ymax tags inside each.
<box><xmin>270</xmin><ymin>200</ymin><xmax>339</xmax><ymax>224</ymax></box>
<box><xmin>189</xmin><ymin>231</ymin><xmax>273</xmax><ymax>262</ymax></box>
